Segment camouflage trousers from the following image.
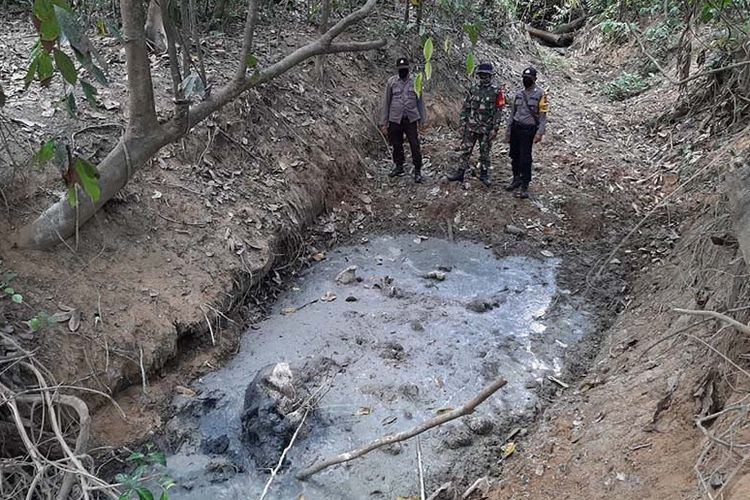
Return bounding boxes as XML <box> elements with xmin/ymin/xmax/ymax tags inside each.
<box><xmin>459</xmin><ymin>128</ymin><xmax>493</xmax><ymax>174</ymax></box>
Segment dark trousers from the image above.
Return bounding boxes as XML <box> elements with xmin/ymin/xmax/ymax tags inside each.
<box><xmin>389</xmin><ymin>118</ymin><xmax>422</xmax><ymax>173</ymax></box>
<box><xmin>509</xmin><ymin>121</ymin><xmax>537</xmax><ymax>187</ymax></box>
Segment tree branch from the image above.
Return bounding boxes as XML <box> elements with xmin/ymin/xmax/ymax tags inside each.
<box><xmin>295</xmin><ymin>377</ymin><xmax>507</xmax><ymax>480</ymax></box>
<box><xmin>672</xmin><ymin>308</ymin><xmax>750</xmax><ymax>336</ymax></box>
<box><xmin>120</xmin><ymin>0</ymin><xmax>158</xmax><ymax>136</ymax></box>
<box><xmin>235</xmin><ymin>0</ymin><xmax>259</xmax><ymax>82</ymax></box>
<box><xmin>15</xmin><ymin>0</ymin><xmax>384</xmax><ymax>249</ymax></box>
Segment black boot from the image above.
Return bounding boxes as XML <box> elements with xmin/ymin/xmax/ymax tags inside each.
<box><xmin>446</xmin><ymin>169</ymin><xmax>465</xmax><ymax>182</ymax></box>
<box><xmin>414</xmin><ymin>167</ymin><xmax>423</xmax><ymax>184</ymax></box>
<box><xmin>389</xmin><ymin>165</ymin><xmax>405</xmax><ymax>178</ymax></box>
<box><xmin>478</xmin><ymin>170</ymin><xmax>491</xmax><ymax>187</ymax></box>
<box><xmin>514</xmin><ymin>186</ymin><xmax>529</xmax><ymax>199</ymax></box>
<box><xmin>505</xmin><ymin>178</ymin><xmax>522</xmax><ymax>191</ymax></box>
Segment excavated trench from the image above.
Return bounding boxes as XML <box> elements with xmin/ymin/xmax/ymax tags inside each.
<box><xmin>161</xmin><ymin>234</ymin><xmax>596</xmax><ymax>499</ymax></box>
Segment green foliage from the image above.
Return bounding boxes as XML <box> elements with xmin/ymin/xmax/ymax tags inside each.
<box><xmin>1</xmin><ymin>271</ymin><xmax>23</xmax><ymax>305</ymax></box>
<box><xmin>25</xmin><ymin>0</ymin><xmax>109</xmax><ymax>116</ymax></box>
<box><xmin>604</xmin><ymin>72</ymin><xmax>650</xmax><ymax>100</ymax></box>
<box><xmin>599</xmin><ymin>20</ymin><xmax>633</xmax><ymax>42</ymax></box>
<box><xmin>32</xmin><ymin>139</ymin><xmax>101</xmax><ymax>206</ymax></box>
<box><xmin>463</xmin><ymin>22</ymin><xmax>481</xmax><ymax>76</ymax></box>
<box><xmin>413</xmin><ymin>36</ymin><xmax>434</xmax><ymax>97</ymax></box>
<box><xmin>1</xmin><ymin>266</ymin><xmax>48</xmax><ymax>333</ymax></box>
<box><xmin>117</xmin><ymin>445</ymin><xmax>174</xmax><ymax>500</ymax></box>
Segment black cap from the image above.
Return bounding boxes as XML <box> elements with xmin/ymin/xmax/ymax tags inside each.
<box><xmin>523</xmin><ymin>67</ymin><xmax>537</xmax><ymax>78</ymax></box>
<box><xmin>476</xmin><ymin>63</ymin><xmax>494</xmax><ymax>74</ymax></box>
<box><xmin>396</xmin><ymin>57</ymin><xmax>409</xmax><ymax>69</ymax></box>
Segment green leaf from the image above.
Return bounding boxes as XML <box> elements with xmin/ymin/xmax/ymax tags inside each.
<box><xmin>29</xmin><ymin>316</ymin><xmax>43</xmax><ymax>332</ymax></box>
<box><xmin>136</xmin><ymin>488</ymin><xmax>154</xmax><ymax>500</ymax></box>
<box><xmin>73</xmin><ymin>157</ymin><xmax>100</xmax><ymax>202</ymax></box>
<box><xmin>466</xmin><ymin>51</ymin><xmax>476</xmax><ymax>76</ymax></box>
<box><xmin>159</xmin><ymin>493</ymin><xmax>169</xmax><ymax>500</ymax></box>
<box><xmin>463</xmin><ymin>23</ymin><xmax>480</xmax><ymax>46</ymax></box>
<box><xmin>64</xmin><ymin>92</ymin><xmax>77</xmax><ymax>117</ymax></box>
<box><xmin>443</xmin><ymin>37</ymin><xmax>451</xmax><ymax>54</ymax></box>
<box><xmin>33</xmin><ymin>0</ymin><xmax>61</xmax><ymax>42</ymax></box>
<box><xmin>90</xmin><ymin>64</ymin><xmax>108</xmax><ymax>86</ymax></box>
<box><xmin>423</xmin><ymin>37</ymin><xmax>433</xmax><ymax>62</ymax></box>
<box><xmin>12</xmin><ymin>294</ymin><xmax>23</xmax><ymax>304</ymax></box>
<box><xmin>118</xmin><ymin>493</ymin><xmax>130</xmax><ymax>500</ymax></box>
<box><xmin>414</xmin><ymin>72</ymin><xmax>424</xmax><ymax>97</ymax></box>
<box><xmin>67</xmin><ymin>185</ymin><xmax>78</xmax><ymax>207</ymax></box>
<box><xmin>81</xmin><ymin>80</ymin><xmax>97</xmax><ymax>106</ymax></box>
<box><xmin>4</xmin><ymin>287</ymin><xmax>14</xmax><ymax>294</ymax></box>
<box><xmin>245</xmin><ymin>54</ymin><xmax>258</xmax><ymax>68</ymax></box>
<box><xmin>148</xmin><ymin>451</ymin><xmax>167</xmax><ymax>466</ymax></box>
<box><xmin>424</xmin><ymin>61</ymin><xmax>432</xmax><ymax>81</ymax></box>
<box><xmin>53</xmin><ymin>48</ymin><xmax>77</xmax><ymax>85</ymax></box>
<box><xmin>34</xmin><ymin>140</ymin><xmax>56</xmax><ymax>166</ymax></box>
<box><xmin>51</xmin><ymin>0</ymin><xmax>72</xmax><ymax>12</ymax></box>
<box><xmin>127</xmin><ymin>452</ymin><xmax>146</xmax><ymax>463</ymax></box>
<box><xmin>24</xmin><ymin>58</ymin><xmax>40</xmax><ymax>89</ymax></box>
<box><xmin>95</xmin><ymin>18</ymin><xmax>108</xmax><ymax>36</ymax></box>
<box><xmin>37</xmin><ymin>50</ymin><xmax>55</xmax><ymax>85</ymax></box>
<box><xmin>54</xmin><ymin>6</ymin><xmax>88</xmax><ymax>55</ymax></box>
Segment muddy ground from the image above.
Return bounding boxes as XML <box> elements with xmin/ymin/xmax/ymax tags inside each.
<box><xmin>1</xmin><ymin>7</ymin><xmax>749</xmax><ymax>499</ymax></box>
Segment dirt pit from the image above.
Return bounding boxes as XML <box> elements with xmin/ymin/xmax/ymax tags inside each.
<box><xmin>162</xmin><ymin>235</ymin><xmax>596</xmax><ymax>499</ymax></box>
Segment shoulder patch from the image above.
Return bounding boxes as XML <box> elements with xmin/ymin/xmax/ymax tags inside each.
<box><xmin>539</xmin><ymin>94</ymin><xmax>549</xmax><ymax>113</ymax></box>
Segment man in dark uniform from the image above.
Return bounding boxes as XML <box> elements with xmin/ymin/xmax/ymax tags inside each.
<box><xmin>380</xmin><ymin>57</ymin><xmax>427</xmax><ymax>183</ymax></box>
<box><xmin>505</xmin><ymin>67</ymin><xmax>548</xmax><ymax>198</ymax></box>
<box><xmin>447</xmin><ymin>62</ymin><xmax>505</xmax><ymax>187</ymax></box>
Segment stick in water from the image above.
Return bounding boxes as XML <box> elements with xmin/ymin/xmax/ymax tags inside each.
<box><xmin>295</xmin><ymin>377</ymin><xmax>507</xmax><ymax>480</ymax></box>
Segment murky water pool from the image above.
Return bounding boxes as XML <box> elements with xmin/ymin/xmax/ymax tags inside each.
<box><xmin>164</xmin><ymin>235</ymin><xmax>593</xmax><ymax>499</ymax></box>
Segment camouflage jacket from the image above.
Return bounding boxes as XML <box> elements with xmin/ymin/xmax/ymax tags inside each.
<box><xmin>460</xmin><ymin>83</ymin><xmax>506</xmax><ymax>135</ymax></box>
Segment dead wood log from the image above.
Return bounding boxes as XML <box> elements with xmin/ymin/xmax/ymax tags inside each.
<box><xmin>526</xmin><ymin>25</ymin><xmax>575</xmax><ymax>47</ymax></box>
<box><xmin>553</xmin><ymin>16</ymin><xmax>587</xmax><ymax>34</ymax></box>
<box><xmin>295</xmin><ymin>377</ymin><xmax>507</xmax><ymax>480</ymax></box>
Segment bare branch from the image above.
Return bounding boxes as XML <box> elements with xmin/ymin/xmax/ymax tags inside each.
<box><xmin>672</xmin><ymin>308</ymin><xmax>750</xmax><ymax>336</ymax></box>
<box><xmin>295</xmin><ymin>377</ymin><xmax>507</xmax><ymax>480</ymax></box>
<box><xmin>236</xmin><ymin>0</ymin><xmax>259</xmax><ymax>82</ymax></box>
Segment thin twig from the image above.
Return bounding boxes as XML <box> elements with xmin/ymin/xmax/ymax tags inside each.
<box><xmin>296</xmin><ymin>377</ymin><xmax>507</xmax><ymax>480</ymax></box>
<box><xmin>417</xmin><ymin>435</ymin><xmax>426</xmax><ymax>500</ymax></box>
<box><xmin>673</xmin><ymin>307</ymin><xmax>750</xmax><ymax>336</ymax></box>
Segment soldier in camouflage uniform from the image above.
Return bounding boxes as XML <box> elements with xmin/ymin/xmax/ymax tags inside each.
<box><xmin>447</xmin><ymin>62</ymin><xmax>506</xmax><ymax>187</ymax></box>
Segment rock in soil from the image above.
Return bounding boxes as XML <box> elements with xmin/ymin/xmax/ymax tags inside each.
<box><xmin>240</xmin><ymin>363</ymin><xmax>303</xmax><ymax>469</ymax></box>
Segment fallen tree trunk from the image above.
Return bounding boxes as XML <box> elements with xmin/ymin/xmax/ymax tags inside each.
<box><xmin>526</xmin><ymin>25</ymin><xmax>575</xmax><ymax>47</ymax></box>
<box><xmin>553</xmin><ymin>16</ymin><xmax>587</xmax><ymax>34</ymax></box>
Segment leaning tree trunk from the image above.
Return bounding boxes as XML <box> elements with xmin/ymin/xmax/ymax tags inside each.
<box><xmin>553</xmin><ymin>16</ymin><xmax>587</xmax><ymax>34</ymax></box>
<box><xmin>15</xmin><ymin>0</ymin><xmax>385</xmax><ymax>249</ymax></box>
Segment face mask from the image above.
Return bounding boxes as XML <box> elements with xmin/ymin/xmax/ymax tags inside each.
<box><xmin>479</xmin><ymin>74</ymin><xmax>491</xmax><ymax>86</ymax></box>
<box><xmin>399</xmin><ymin>68</ymin><xmax>409</xmax><ymax>79</ymax></box>
<box><xmin>523</xmin><ymin>76</ymin><xmax>535</xmax><ymax>88</ymax></box>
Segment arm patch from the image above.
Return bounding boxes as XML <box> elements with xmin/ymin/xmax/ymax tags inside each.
<box><xmin>539</xmin><ymin>94</ymin><xmax>549</xmax><ymax>113</ymax></box>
